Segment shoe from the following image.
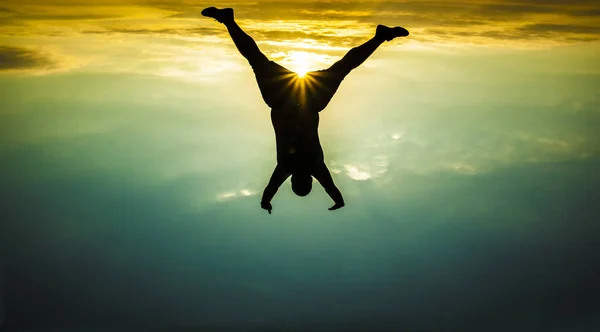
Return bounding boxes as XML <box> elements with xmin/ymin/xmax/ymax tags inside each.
<box><xmin>201</xmin><ymin>7</ymin><xmax>234</xmax><ymax>23</ymax></box>
<box><xmin>376</xmin><ymin>24</ymin><xmax>409</xmax><ymax>41</ymax></box>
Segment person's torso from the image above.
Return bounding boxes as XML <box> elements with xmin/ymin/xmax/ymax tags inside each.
<box><xmin>255</xmin><ymin>62</ymin><xmax>344</xmax><ymax>112</ymax></box>
<box><xmin>271</xmin><ymin>105</ymin><xmax>323</xmax><ymax>172</ymax></box>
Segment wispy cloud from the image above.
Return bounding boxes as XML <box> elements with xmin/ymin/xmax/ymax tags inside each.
<box><xmin>0</xmin><ymin>45</ymin><xmax>54</xmax><ymax>71</ymax></box>
<box><xmin>2</xmin><ymin>0</ymin><xmax>600</xmax><ymax>43</ymax></box>
<box><xmin>0</xmin><ymin>1</ymin><xmax>598</xmax><ymax>78</ymax></box>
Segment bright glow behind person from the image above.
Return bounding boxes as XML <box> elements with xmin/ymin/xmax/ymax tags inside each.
<box><xmin>284</xmin><ymin>51</ymin><xmax>321</xmax><ymax>78</ymax></box>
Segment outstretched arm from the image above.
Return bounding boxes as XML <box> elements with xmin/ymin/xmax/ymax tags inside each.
<box><xmin>313</xmin><ymin>162</ymin><xmax>345</xmax><ymax>211</ymax></box>
<box><xmin>261</xmin><ymin>164</ymin><xmax>290</xmax><ymax>214</ymax></box>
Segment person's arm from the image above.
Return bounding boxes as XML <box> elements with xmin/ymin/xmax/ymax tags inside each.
<box><xmin>313</xmin><ymin>162</ymin><xmax>345</xmax><ymax>211</ymax></box>
<box><xmin>261</xmin><ymin>164</ymin><xmax>290</xmax><ymax>214</ymax></box>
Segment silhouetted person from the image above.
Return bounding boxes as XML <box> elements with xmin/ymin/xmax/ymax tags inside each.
<box><xmin>202</xmin><ymin>7</ymin><xmax>409</xmax><ymax>213</ymax></box>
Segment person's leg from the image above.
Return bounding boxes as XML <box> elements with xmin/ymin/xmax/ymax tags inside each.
<box><xmin>300</xmin><ymin>36</ymin><xmax>382</xmax><ymax>112</ymax></box>
<box><xmin>325</xmin><ymin>37</ymin><xmax>382</xmax><ymax>76</ymax></box>
<box><xmin>223</xmin><ymin>20</ymin><xmax>270</xmax><ymax>66</ymax></box>
<box><xmin>304</xmin><ymin>24</ymin><xmax>408</xmax><ymax>112</ymax></box>
<box><xmin>202</xmin><ymin>7</ymin><xmax>268</xmax><ymax>67</ymax></box>
<box><xmin>325</xmin><ymin>24</ymin><xmax>409</xmax><ymax>77</ymax></box>
<box><xmin>203</xmin><ymin>7</ymin><xmax>298</xmax><ymax>108</ymax></box>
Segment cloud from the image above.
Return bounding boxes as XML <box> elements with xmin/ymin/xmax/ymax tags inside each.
<box><xmin>0</xmin><ymin>6</ymin><xmax>15</xmax><ymax>13</ymax></box>
<box><xmin>162</xmin><ymin>0</ymin><xmax>600</xmax><ymax>44</ymax></box>
<box><xmin>426</xmin><ymin>25</ymin><xmax>600</xmax><ymax>43</ymax></box>
<box><xmin>0</xmin><ymin>45</ymin><xmax>54</xmax><ymax>71</ymax></box>
<box><xmin>0</xmin><ymin>5</ymin><xmax>124</xmax><ymax>26</ymax></box>
<box><xmin>519</xmin><ymin>23</ymin><xmax>600</xmax><ymax>35</ymax></box>
<box><xmin>1</xmin><ymin>138</ymin><xmax>599</xmax><ymax>330</ymax></box>
<box><xmin>475</xmin><ymin>1</ymin><xmax>600</xmax><ymax>18</ymax></box>
<box><xmin>0</xmin><ymin>0</ymin><xmax>598</xmax><ymax>50</ymax></box>
<box><xmin>84</xmin><ymin>26</ymin><xmax>224</xmax><ymax>37</ymax></box>
<box><xmin>0</xmin><ymin>53</ymin><xmax>599</xmax><ymax>328</ymax></box>
<box><xmin>17</xmin><ymin>13</ymin><xmax>122</xmax><ymax>20</ymax></box>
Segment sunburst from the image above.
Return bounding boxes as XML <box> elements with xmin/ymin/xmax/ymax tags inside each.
<box><xmin>271</xmin><ymin>51</ymin><xmax>336</xmax><ymax>108</ymax></box>
<box><xmin>287</xmin><ymin>51</ymin><xmax>313</xmax><ymax>77</ymax></box>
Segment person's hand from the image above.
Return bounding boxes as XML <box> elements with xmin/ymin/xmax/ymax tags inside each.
<box><xmin>328</xmin><ymin>202</ymin><xmax>345</xmax><ymax>211</ymax></box>
<box><xmin>261</xmin><ymin>201</ymin><xmax>272</xmax><ymax>214</ymax></box>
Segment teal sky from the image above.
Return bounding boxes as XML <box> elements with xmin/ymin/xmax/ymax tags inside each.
<box><xmin>1</xmin><ymin>1</ymin><xmax>600</xmax><ymax>331</ymax></box>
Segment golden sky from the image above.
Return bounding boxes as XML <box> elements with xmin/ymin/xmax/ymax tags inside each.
<box><xmin>1</xmin><ymin>0</ymin><xmax>599</xmax><ymax>75</ymax></box>
<box><xmin>1</xmin><ymin>0</ymin><xmax>599</xmax><ymax>182</ymax></box>
<box><xmin>2</xmin><ymin>8</ymin><xmax>600</xmax><ymax>322</ymax></box>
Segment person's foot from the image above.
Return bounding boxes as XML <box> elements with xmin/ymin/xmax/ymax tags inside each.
<box><xmin>201</xmin><ymin>7</ymin><xmax>234</xmax><ymax>23</ymax></box>
<box><xmin>376</xmin><ymin>24</ymin><xmax>409</xmax><ymax>41</ymax></box>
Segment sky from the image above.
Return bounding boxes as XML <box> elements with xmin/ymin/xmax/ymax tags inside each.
<box><xmin>1</xmin><ymin>0</ymin><xmax>599</xmax><ymax>331</ymax></box>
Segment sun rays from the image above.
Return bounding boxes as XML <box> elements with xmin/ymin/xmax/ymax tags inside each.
<box><xmin>275</xmin><ymin>68</ymin><xmax>326</xmax><ymax>109</ymax></box>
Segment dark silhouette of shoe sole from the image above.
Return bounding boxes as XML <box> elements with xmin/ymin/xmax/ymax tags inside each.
<box><xmin>201</xmin><ymin>7</ymin><xmax>233</xmax><ymax>23</ymax></box>
<box><xmin>376</xmin><ymin>24</ymin><xmax>409</xmax><ymax>41</ymax></box>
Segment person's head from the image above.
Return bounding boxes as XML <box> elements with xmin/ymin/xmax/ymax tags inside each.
<box><xmin>291</xmin><ymin>173</ymin><xmax>312</xmax><ymax>197</ymax></box>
